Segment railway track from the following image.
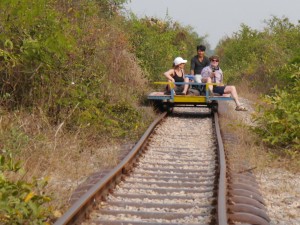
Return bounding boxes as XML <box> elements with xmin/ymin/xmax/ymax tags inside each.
<box><xmin>54</xmin><ymin>107</ymin><xmax>270</xmax><ymax>225</ymax></box>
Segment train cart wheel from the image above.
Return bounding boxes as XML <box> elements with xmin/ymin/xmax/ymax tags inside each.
<box><xmin>166</xmin><ymin>103</ymin><xmax>174</xmax><ymax>114</ymax></box>
<box><xmin>210</xmin><ymin>100</ymin><xmax>218</xmax><ymax>113</ymax></box>
<box><xmin>153</xmin><ymin>101</ymin><xmax>165</xmax><ymax>112</ymax></box>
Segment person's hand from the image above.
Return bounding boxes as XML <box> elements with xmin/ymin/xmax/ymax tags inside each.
<box><xmin>201</xmin><ymin>77</ymin><xmax>208</xmax><ymax>83</ymax></box>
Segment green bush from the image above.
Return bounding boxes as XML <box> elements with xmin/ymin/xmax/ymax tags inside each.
<box><xmin>217</xmin><ymin>16</ymin><xmax>300</xmax><ymax>91</ymax></box>
<box><xmin>73</xmin><ymin>100</ymin><xmax>144</xmax><ymax>139</ymax></box>
<box><xmin>0</xmin><ymin>0</ymin><xmax>73</xmax><ymax>108</ymax></box>
<box><xmin>0</xmin><ymin>153</ymin><xmax>53</xmax><ymax>225</ymax></box>
<box><xmin>126</xmin><ymin>15</ymin><xmax>203</xmax><ymax>82</ymax></box>
<box><xmin>216</xmin><ymin>16</ymin><xmax>300</xmax><ymax>154</ymax></box>
<box><xmin>253</xmin><ymin>71</ymin><xmax>300</xmax><ymax>151</ymax></box>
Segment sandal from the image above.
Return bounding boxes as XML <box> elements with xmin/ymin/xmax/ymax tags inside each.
<box><xmin>235</xmin><ymin>105</ymin><xmax>248</xmax><ymax>111</ymax></box>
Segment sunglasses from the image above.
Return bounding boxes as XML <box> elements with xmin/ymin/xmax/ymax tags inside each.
<box><xmin>211</xmin><ymin>59</ymin><xmax>219</xmax><ymax>62</ymax></box>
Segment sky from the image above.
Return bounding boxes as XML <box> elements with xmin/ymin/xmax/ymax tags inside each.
<box><xmin>123</xmin><ymin>0</ymin><xmax>300</xmax><ymax>49</ymax></box>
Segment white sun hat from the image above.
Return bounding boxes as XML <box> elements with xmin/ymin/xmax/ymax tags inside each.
<box><xmin>173</xmin><ymin>57</ymin><xmax>187</xmax><ymax>66</ymax></box>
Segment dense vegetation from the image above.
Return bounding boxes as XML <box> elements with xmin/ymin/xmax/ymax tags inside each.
<box><xmin>215</xmin><ymin>16</ymin><xmax>300</xmax><ymax>153</ymax></box>
<box><xmin>127</xmin><ymin>15</ymin><xmax>204</xmax><ymax>81</ymax></box>
<box><xmin>0</xmin><ymin>0</ymin><xmax>299</xmax><ymax>223</ymax></box>
<box><xmin>0</xmin><ymin>0</ymin><xmax>202</xmax><ymax>224</ymax></box>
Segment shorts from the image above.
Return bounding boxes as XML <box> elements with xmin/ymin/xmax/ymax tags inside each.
<box><xmin>165</xmin><ymin>85</ymin><xmax>184</xmax><ymax>95</ymax></box>
<box><xmin>194</xmin><ymin>74</ymin><xmax>202</xmax><ymax>83</ymax></box>
<box><xmin>174</xmin><ymin>85</ymin><xmax>184</xmax><ymax>94</ymax></box>
<box><xmin>213</xmin><ymin>86</ymin><xmax>226</xmax><ymax>95</ymax></box>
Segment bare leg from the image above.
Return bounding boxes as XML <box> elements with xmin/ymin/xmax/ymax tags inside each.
<box><xmin>182</xmin><ymin>77</ymin><xmax>189</xmax><ymax>94</ymax></box>
<box><xmin>206</xmin><ymin>77</ymin><xmax>213</xmax><ymax>93</ymax></box>
<box><xmin>224</xmin><ymin>85</ymin><xmax>241</xmax><ymax>106</ymax></box>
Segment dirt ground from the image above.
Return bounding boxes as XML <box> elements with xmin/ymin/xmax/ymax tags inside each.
<box><xmin>63</xmin><ymin>98</ymin><xmax>300</xmax><ymax>224</ymax></box>
<box><xmin>220</xmin><ymin>99</ymin><xmax>300</xmax><ymax>225</ymax></box>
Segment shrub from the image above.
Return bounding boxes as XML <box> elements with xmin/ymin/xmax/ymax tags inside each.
<box><xmin>0</xmin><ymin>0</ymin><xmax>74</xmax><ymax>109</ymax></box>
<box><xmin>253</xmin><ymin>71</ymin><xmax>300</xmax><ymax>151</ymax></box>
<box><xmin>217</xmin><ymin>16</ymin><xmax>300</xmax><ymax>91</ymax></box>
<box><xmin>126</xmin><ymin>15</ymin><xmax>203</xmax><ymax>82</ymax></box>
<box><xmin>0</xmin><ymin>152</ymin><xmax>53</xmax><ymax>224</ymax></box>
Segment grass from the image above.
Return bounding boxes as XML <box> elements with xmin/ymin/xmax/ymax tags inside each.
<box><xmin>218</xmin><ymin>92</ymin><xmax>300</xmax><ymax>173</ymax></box>
<box><xmin>1</xmin><ymin>85</ymin><xmax>298</xmax><ymax>219</ymax></box>
<box><xmin>0</xmin><ymin>106</ymin><xmax>155</xmax><ymax>215</ymax></box>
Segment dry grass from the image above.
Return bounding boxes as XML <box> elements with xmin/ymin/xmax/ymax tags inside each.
<box><xmin>0</xmin><ymin>21</ymin><xmax>156</xmax><ymax>213</ymax></box>
<box><xmin>219</xmin><ymin>90</ymin><xmax>300</xmax><ymax>224</ymax></box>
<box><xmin>2</xmin><ymin>82</ymin><xmax>298</xmax><ymax>218</ymax></box>
<box><xmin>233</xmin><ymin>80</ymin><xmax>300</xmax><ymax>170</ymax></box>
<box><xmin>218</xmin><ymin>93</ymin><xmax>300</xmax><ymax>173</ymax></box>
<box><xmin>236</xmin><ymin>80</ymin><xmax>260</xmax><ymax>102</ymax></box>
<box><xmin>0</xmin><ymin>110</ymin><xmax>131</xmax><ymax>212</ymax></box>
<box><xmin>219</xmin><ymin>107</ymin><xmax>267</xmax><ymax>170</ymax></box>
<box><xmin>42</xmin><ymin>138</ymin><xmax>122</xmax><ymax>211</ymax></box>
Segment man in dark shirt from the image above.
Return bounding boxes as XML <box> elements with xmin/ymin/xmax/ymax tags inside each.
<box><xmin>190</xmin><ymin>45</ymin><xmax>210</xmax><ymax>94</ymax></box>
<box><xmin>190</xmin><ymin>45</ymin><xmax>210</xmax><ymax>75</ymax></box>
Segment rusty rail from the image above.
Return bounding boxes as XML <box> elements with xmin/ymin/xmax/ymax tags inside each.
<box><xmin>54</xmin><ymin>112</ymin><xmax>168</xmax><ymax>225</ymax></box>
<box><xmin>213</xmin><ymin>111</ymin><xmax>228</xmax><ymax>225</ymax></box>
<box><xmin>54</xmin><ymin>107</ymin><xmax>270</xmax><ymax>225</ymax></box>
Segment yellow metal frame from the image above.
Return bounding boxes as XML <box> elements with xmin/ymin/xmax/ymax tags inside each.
<box><xmin>153</xmin><ymin>81</ymin><xmax>209</xmax><ymax>104</ymax></box>
<box><xmin>150</xmin><ymin>81</ymin><xmax>233</xmax><ymax>106</ymax></box>
<box><xmin>173</xmin><ymin>95</ymin><xmax>206</xmax><ymax>103</ymax></box>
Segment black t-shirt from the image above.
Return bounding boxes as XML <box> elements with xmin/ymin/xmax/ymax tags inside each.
<box><xmin>190</xmin><ymin>55</ymin><xmax>210</xmax><ymax>74</ymax></box>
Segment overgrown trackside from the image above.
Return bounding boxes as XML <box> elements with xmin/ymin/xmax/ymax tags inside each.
<box><xmin>0</xmin><ymin>0</ymin><xmax>202</xmax><ymax>223</ymax></box>
<box><xmin>216</xmin><ymin>16</ymin><xmax>300</xmax><ymax>152</ymax></box>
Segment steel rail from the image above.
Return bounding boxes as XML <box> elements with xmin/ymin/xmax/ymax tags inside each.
<box><xmin>54</xmin><ymin>112</ymin><xmax>168</xmax><ymax>225</ymax></box>
<box><xmin>214</xmin><ymin>111</ymin><xmax>228</xmax><ymax>225</ymax></box>
<box><xmin>55</xmin><ymin>110</ymin><xmax>229</xmax><ymax>225</ymax></box>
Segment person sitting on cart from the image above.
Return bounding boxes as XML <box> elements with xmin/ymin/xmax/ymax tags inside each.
<box><xmin>201</xmin><ymin>55</ymin><xmax>247</xmax><ymax>111</ymax></box>
<box><xmin>163</xmin><ymin>57</ymin><xmax>190</xmax><ymax>95</ymax></box>
<box><xmin>190</xmin><ymin>44</ymin><xmax>210</xmax><ymax>81</ymax></box>
<box><xmin>190</xmin><ymin>45</ymin><xmax>210</xmax><ymax>94</ymax></box>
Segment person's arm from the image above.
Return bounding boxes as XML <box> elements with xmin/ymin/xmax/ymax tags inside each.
<box><xmin>200</xmin><ymin>67</ymin><xmax>209</xmax><ymax>81</ymax></box>
<box><xmin>190</xmin><ymin>58</ymin><xmax>195</xmax><ymax>75</ymax></box>
<box><xmin>218</xmin><ymin>69</ymin><xmax>224</xmax><ymax>85</ymax></box>
<box><xmin>163</xmin><ymin>69</ymin><xmax>175</xmax><ymax>82</ymax></box>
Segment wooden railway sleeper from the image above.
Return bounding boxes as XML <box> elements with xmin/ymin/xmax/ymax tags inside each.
<box><xmin>229</xmin><ymin>178</ymin><xmax>260</xmax><ymax>189</ymax></box>
<box><xmin>229</xmin><ymin>183</ymin><xmax>263</xmax><ymax>196</ymax></box>
<box><xmin>228</xmin><ymin>196</ymin><xmax>267</xmax><ymax>210</ymax></box>
<box><xmin>229</xmin><ymin>189</ymin><xmax>265</xmax><ymax>204</ymax></box>
<box><xmin>229</xmin><ymin>173</ymin><xmax>257</xmax><ymax>182</ymax></box>
<box><xmin>94</xmin><ymin>209</ymin><xmax>211</xmax><ymax>220</ymax></box>
<box><xmin>229</xmin><ymin>204</ymin><xmax>270</xmax><ymax>222</ymax></box>
<box><xmin>229</xmin><ymin>212</ymin><xmax>270</xmax><ymax>225</ymax></box>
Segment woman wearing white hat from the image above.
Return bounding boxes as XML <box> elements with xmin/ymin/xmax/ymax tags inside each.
<box><xmin>163</xmin><ymin>57</ymin><xmax>190</xmax><ymax>95</ymax></box>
